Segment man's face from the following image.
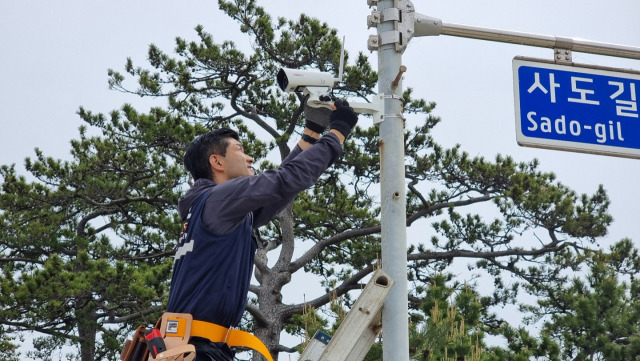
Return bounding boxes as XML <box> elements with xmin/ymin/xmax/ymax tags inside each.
<box><xmin>219</xmin><ymin>138</ymin><xmax>255</xmax><ymax>180</ymax></box>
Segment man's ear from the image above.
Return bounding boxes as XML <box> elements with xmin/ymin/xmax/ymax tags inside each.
<box><xmin>209</xmin><ymin>154</ymin><xmax>225</xmax><ymax>173</ymax></box>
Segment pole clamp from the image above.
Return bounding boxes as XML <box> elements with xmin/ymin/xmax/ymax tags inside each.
<box><xmin>366</xmin><ymin>0</ymin><xmax>416</xmax><ymax>53</ymax></box>
<box><xmin>554</xmin><ymin>36</ymin><xmax>574</xmax><ymax>64</ymax></box>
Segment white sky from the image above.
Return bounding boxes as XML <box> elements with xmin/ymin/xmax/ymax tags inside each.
<box><xmin>2</xmin><ymin>0</ymin><xmax>639</xmax><ymax>358</ymax></box>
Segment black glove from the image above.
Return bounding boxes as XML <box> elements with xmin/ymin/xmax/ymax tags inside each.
<box><xmin>303</xmin><ymin>95</ymin><xmax>332</xmax><ymax>133</ymax></box>
<box><xmin>329</xmin><ymin>100</ymin><xmax>358</xmax><ymax>138</ymax></box>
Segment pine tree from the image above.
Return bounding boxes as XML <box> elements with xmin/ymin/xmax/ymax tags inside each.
<box><xmin>0</xmin><ymin>107</ymin><xmax>197</xmax><ymax>360</ymax></box>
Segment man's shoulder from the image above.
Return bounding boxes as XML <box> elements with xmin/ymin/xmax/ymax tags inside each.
<box><xmin>178</xmin><ymin>179</ymin><xmax>217</xmax><ymax>219</ymax></box>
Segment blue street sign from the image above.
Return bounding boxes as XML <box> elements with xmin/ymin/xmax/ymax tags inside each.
<box><xmin>513</xmin><ymin>57</ymin><xmax>640</xmax><ymax>158</ymax></box>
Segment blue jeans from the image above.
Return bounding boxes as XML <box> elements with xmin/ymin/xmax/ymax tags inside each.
<box><xmin>190</xmin><ymin>337</ymin><xmax>235</xmax><ymax>361</ymax></box>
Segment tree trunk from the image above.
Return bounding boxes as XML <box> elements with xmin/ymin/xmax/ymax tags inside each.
<box><xmin>253</xmin><ymin>202</ymin><xmax>297</xmax><ymax>360</ymax></box>
<box><xmin>77</xmin><ymin>307</ymin><xmax>97</xmax><ymax>361</ymax></box>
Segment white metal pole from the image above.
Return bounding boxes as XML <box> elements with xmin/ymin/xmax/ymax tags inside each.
<box><xmin>376</xmin><ymin>1</ymin><xmax>409</xmax><ymax>360</ymax></box>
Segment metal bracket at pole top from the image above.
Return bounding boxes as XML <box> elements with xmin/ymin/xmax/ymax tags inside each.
<box><xmin>350</xmin><ymin>94</ymin><xmax>404</xmax><ymax>125</ymax></box>
<box><xmin>367</xmin><ymin>0</ymin><xmax>422</xmax><ymax>53</ymax></box>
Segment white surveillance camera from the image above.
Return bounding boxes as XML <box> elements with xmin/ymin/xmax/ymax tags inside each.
<box><xmin>276</xmin><ymin>38</ymin><xmax>345</xmax><ymax>109</ymax></box>
<box><xmin>277</xmin><ymin>68</ymin><xmax>336</xmax><ymax>93</ymax></box>
<box><xmin>273</xmin><ymin>37</ymin><xmax>385</xmax><ymax>119</ymax></box>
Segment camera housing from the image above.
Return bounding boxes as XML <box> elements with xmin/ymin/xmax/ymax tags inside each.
<box><xmin>277</xmin><ymin>68</ymin><xmax>336</xmax><ymax>93</ymax></box>
<box><xmin>273</xmin><ymin>37</ymin><xmax>385</xmax><ymax>119</ymax></box>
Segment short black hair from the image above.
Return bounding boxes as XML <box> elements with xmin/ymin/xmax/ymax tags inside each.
<box><xmin>183</xmin><ymin>128</ymin><xmax>240</xmax><ymax>180</ymax></box>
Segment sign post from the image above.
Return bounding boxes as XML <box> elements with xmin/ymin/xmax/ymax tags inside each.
<box><xmin>513</xmin><ymin>57</ymin><xmax>640</xmax><ymax>158</ymax></box>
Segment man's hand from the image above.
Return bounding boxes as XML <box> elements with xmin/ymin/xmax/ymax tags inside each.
<box><xmin>329</xmin><ymin>100</ymin><xmax>358</xmax><ymax>138</ymax></box>
<box><xmin>303</xmin><ymin>96</ymin><xmax>332</xmax><ymax>134</ymax></box>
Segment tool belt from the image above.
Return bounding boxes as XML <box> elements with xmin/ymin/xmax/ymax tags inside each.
<box><xmin>120</xmin><ymin>313</ymin><xmax>273</xmax><ymax>361</ymax></box>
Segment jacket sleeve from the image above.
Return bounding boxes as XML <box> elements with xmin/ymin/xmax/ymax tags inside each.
<box><xmin>202</xmin><ymin>133</ymin><xmax>343</xmax><ymax>234</ymax></box>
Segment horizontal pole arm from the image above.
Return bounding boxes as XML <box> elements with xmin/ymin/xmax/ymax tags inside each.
<box><xmin>440</xmin><ymin>21</ymin><xmax>640</xmax><ymax>60</ymax></box>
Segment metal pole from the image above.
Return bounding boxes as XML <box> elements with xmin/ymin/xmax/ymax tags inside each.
<box><xmin>376</xmin><ymin>1</ymin><xmax>409</xmax><ymax>360</ymax></box>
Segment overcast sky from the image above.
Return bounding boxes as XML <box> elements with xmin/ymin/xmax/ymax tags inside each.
<box><xmin>2</xmin><ymin>0</ymin><xmax>639</xmax><ymax>358</ymax></box>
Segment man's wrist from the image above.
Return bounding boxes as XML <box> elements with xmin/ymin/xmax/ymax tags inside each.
<box><xmin>328</xmin><ymin>129</ymin><xmax>346</xmax><ymax>144</ymax></box>
<box><xmin>301</xmin><ymin>134</ymin><xmax>318</xmax><ymax>144</ymax></box>
<box><xmin>305</xmin><ymin>121</ymin><xmax>326</xmax><ymax>134</ymax></box>
<box><xmin>297</xmin><ymin>128</ymin><xmax>321</xmax><ymax>150</ymax></box>
<box><xmin>303</xmin><ymin>128</ymin><xmax>321</xmax><ymax>137</ymax></box>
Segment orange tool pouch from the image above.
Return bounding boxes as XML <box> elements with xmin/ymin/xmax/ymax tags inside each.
<box><xmin>160</xmin><ymin>313</ymin><xmax>274</xmax><ymax>361</ymax></box>
<box><xmin>120</xmin><ymin>326</ymin><xmax>149</xmax><ymax>361</ymax></box>
<box><xmin>120</xmin><ymin>318</ymin><xmax>196</xmax><ymax>361</ymax></box>
<box><xmin>121</xmin><ymin>313</ymin><xmax>273</xmax><ymax>361</ymax></box>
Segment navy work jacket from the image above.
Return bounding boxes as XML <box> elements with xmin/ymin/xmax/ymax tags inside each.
<box><xmin>167</xmin><ymin>133</ymin><xmax>343</xmax><ymax>327</ymax></box>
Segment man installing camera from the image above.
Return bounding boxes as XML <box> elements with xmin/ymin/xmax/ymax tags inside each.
<box><xmin>165</xmin><ymin>100</ymin><xmax>358</xmax><ymax>361</ymax></box>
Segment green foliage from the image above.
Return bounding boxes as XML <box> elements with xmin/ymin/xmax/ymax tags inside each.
<box><xmin>533</xmin><ymin>239</ymin><xmax>640</xmax><ymax>360</ymax></box>
<box><xmin>0</xmin><ymin>106</ymin><xmax>192</xmax><ymax>360</ymax></box>
<box><xmin>408</xmin><ymin>275</ymin><xmax>562</xmax><ymax>361</ymax></box>
<box><xmin>0</xmin><ymin>326</ymin><xmax>20</xmax><ymax>361</ymax></box>
<box><xmin>409</xmin><ymin>275</ymin><xmax>484</xmax><ymax>361</ymax></box>
<box><xmin>482</xmin><ymin>325</ymin><xmax>560</xmax><ymax>361</ymax></box>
